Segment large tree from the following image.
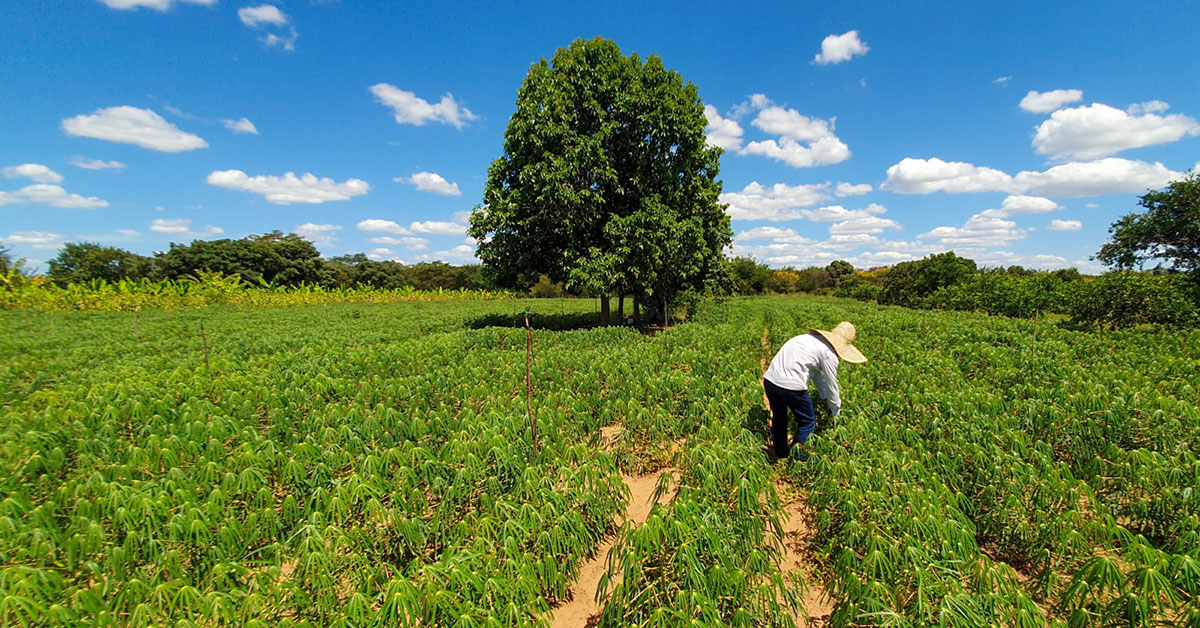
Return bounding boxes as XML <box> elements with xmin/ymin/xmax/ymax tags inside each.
<box><xmin>468</xmin><ymin>37</ymin><xmax>730</xmax><ymax>323</ymax></box>
<box><xmin>1097</xmin><ymin>171</ymin><xmax>1200</xmax><ymax>276</ymax></box>
<box><xmin>48</xmin><ymin>242</ymin><xmax>152</xmax><ymax>285</ymax></box>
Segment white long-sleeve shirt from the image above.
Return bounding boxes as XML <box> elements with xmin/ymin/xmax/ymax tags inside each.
<box><xmin>763</xmin><ymin>333</ymin><xmax>841</xmax><ymax>416</ymax></box>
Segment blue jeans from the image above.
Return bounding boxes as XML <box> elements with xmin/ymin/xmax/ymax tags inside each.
<box><xmin>763</xmin><ymin>379</ymin><xmax>815</xmax><ymax>457</ymax></box>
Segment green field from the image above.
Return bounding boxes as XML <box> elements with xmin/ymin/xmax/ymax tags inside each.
<box><xmin>2</xmin><ymin>297</ymin><xmax>1197</xmax><ymax>627</ymax></box>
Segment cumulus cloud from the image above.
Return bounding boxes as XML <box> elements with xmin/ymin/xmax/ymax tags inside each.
<box><xmin>1127</xmin><ymin>101</ymin><xmax>1169</xmax><ymax>115</ymax></box>
<box><xmin>149</xmin><ymin>218</ymin><xmax>223</xmax><ymax>237</ymax></box>
<box><xmin>356</xmin><ymin>219</ymin><xmax>410</xmax><ymax>234</ymax></box>
<box><xmin>237</xmin><ymin>5</ymin><xmax>297</xmax><ymax>50</ymax></box>
<box><xmin>813</xmin><ymin>30</ymin><xmax>869</xmax><ymax>65</ymax></box>
<box><xmin>4</xmin><ymin>164</ymin><xmax>63</xmax><ymax>184</ymax></box>
<box><xmin>1019</xmin><ymin>89</ymin><xmax>1083</xmax><ymax>113</ymax></box>
<box><xmin>704</xmin><ymin>105</ymin><xmax>744</xmax><ymax>150</ymax></box>
<box><xmin>396</xmin><ymin>171</ymin><xmax>461</xmax><ymax>196</ymax></box>
<box><xmin>835</xmin><ymin>182</ymin><xmax>872</xmax><ymax>197</ymax></box>
<box><xmin>367</xmin><ymin>236</ymin><xmax>429</xmax><ymax>250</ymax></box>
<box><xmin>1048</xmin><ymin>219</ymin><xmax>1082</xmax><ymax>231</ymax></box>
<box><xmin>62</xmin><ymin>106</ymin><xmax>208</xmax><ymax>152</ymax></box>
<box><xmin>0</xmin><ymin>184</ymin><xmax>108</xmax><ymax>209</ymax></box>
<box><xmin>69</xmin><ymin>156</ymin><xmax>126</xmax><ymax>170</ymax></box>
<box><xmin>1032</xmin><ymin>103</ymin><xmax>1199</xmax><ymax>160</ymax></box>
<box><xmin>978</xmin><ymin>195</ymin><xmax>1061</xmax><ymax>218</ymax></box>
<box><xmin>206</xmin><ymin>170</ymin><xmax>370</xmax><ymax>204</ymax></box>
<box><xmin>238</xmin><ymin>4</ymin><xmax>287</xmax><ymax>26</ymax></box>
<box><xmin>829</xmin><ymin>215</ymin><xmax>901</xmax><ymax>235</ymax></box>
<box><xmin>882</xmin><ymin>157</ymin><xmax>1022</xmax><ymax>194</ymax></box>
<box><xmin>0</xmin><ymin>231</ymin><xmax>66</xmax><ymax>250</ymax></box>
<box><xmin>293</xmin><ymin>223</ymin><xmax>341</xmax><ymax>245</ymax></box>
<box><xmin>741</xmin><ymin>103</ymin><xmax>849</xmax><ymax>167</ymax></box>
<box><xmin>734</xmin><ymin>226</ymin><xmax>814</xmax><ymax>244</ymax></box>
<box><xmin>1013</xmin><ymin>158</ymin><xmax>1181</xmax><ymax>197</ymax></box>
<box><xmin>83</xmin><ymin>228</ymin><xmax>142</xmax><ymax>243</ymax></box>
<box><xmin>720</xmin><ymin>181</ymin><xmax>830</xmax><ymax>220</ymax></box>
<box><xmin>98</xmin><ymin>0</ymin><xmax>214</xmax><ymax>10</ymax></box>
<box><xmin>919</xmin><ymin>213</ymin><xmax>1028</xmax><ymax>247</ymax></box>
<box><xmin>370</xmin><ymin>84</ymin><xmax>477</xmax><ymax>128</ymax></box>
<box><xmin>409</xmin><ymin>221</ymin><xmax>467</xmax><ymax>235</ymax></box>
<box><xmin>367</xmin><ymin>247</ymin><xmax>397</xmax><ymax>261</ymax></box>
<box><xmin>222</xmin><ymin>117</ymin><xmax>259</xmax><ymax>134</ymax></box>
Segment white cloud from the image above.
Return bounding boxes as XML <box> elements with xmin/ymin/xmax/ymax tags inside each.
<box><xmin>409</xmin><ymin>221</ymin><xmax>467</xmax><ymax>235</ymax></box>
<box><xmin>294</xmin><ymin>223</ymin><xmax>341</xmax><ymax>245</ymax></box>
<box><xmin>149</xmin><ymin>218</ymin><xmax>223</xmax><ymax>237</ymax></box>
<box><xmin>370</xmin><ymin>84</ymin><xmax>477</xmax><ymax>129</ymax></box>
<box><xmin>720</xmin><ymin>181</ymin><xmax>830</xmax><ymax>220</ymax></box>
<box><xmin>69</xmin><ymin>156</ymin><xmax>126</xmax><ymax>170</ymax></box>
<box><xmin>993</xmin><ymin>76</ymin><xmax>1012</xmax><ymax>85</ymax></box>
<box><xmin>1032</xmin><ymin>103</ymin><xmax>1199</xmax><ymax>160</ymax></box>
<box><xmin>62</xmin><ymin>106</ymin><xmax>208</xmax><ymax>152</ymax></box>
<box><xmin>919</xmin><ymin>213</ymin><xmax>1028</xmax><ymax>247</ymax></box>
<box><xmin>83</xmin><ymin>228</ymin><xmax>142</xmax><ymax>243</ymax></box>
<box><xmin>367</xmin><ymin>247</ymin><xmax>397</xmax><ymax>261</ymax></box>
<box><xmin>238</xmin><ymin>4</ymin><xmax>287</xmax><ymax>26</ymax></box>
<box><xmin>396</xmin><ymin>171</ymin><xmax>461</xmax><ymax>196</ymax></box>
<box><xmin>98</xmin><ymin>0</ymin><xmax>214</xmax><ymax>10</ymax></box>
<box><xmin>741</xmin><ymin>104</ymin><xmax>849</xmax><ymax>168</ymax></box>
<box><xmin>1</xmin><ymin>231</ymin><xmax>66</xmax><ymax>250</ymax></box>
<box><xmin>206</xmin><ymin>170</ymin><xmax>370</xmax><ymax>205</ymax></box>
<box><xmin>1048</xmin><ymin>219</ymin><xmax>1082</xmax><ymax>231</ymax></box>
<box><xmin>704</xmin><ymin>105</ymin><xmax>744</xmax><ymax>150</ymax></box>
<box><xmin>978</xmin><ymin>195</ymin><xmax>1061</xmax><ymax>218</ymax></box>
<box><xmin>813</xmin><ymin>30</ymin><xmax>869</xmax><ymax>65</ymax></box>
<box><xmin>829</xmin><ymin>215</ymin><xmax>901</xmax><ymax>235</ymax></box>
<box><xmin>1019</xmin><ymin>89</ymin><xmax>1083</xmax><ymax>113</ymax></box>
<box><xmin>262</xmin><ymin>28</ymin><xmax>298</xmax><ymax>51</ymax></box>
<box><xmin>367</xmin><ymin>236</ymin><xmax>429</xmax><ymax>250</ymax></box>
<box><xmin>742</xmin><ymin>136</ymin><xmax>850</xmax><ymax>168</ymax></box>
<box><xmin>222</xmin><ymin>117</ymin><xmax>259</xmax><ymax>135</ymax></box>
<box><xmin>435</xmin><ymin>244</ymin><xmax>476</xmax><ymax>260</ymax></box>
<box><xmin>0</xmin><ymin>184</ymin><xmax>108</xmax><ymax>209</ymax></box>
<box><xmin>1085</xmin><ymin>203</ymin><xmax>1099</xmax><ymax>208</ymax></box>
<box><xmin>237</xmin><ymin>5</ymin><xmax>296</xmax><ymax>50</ymax></box>
<box><xmin>804</xmin><ymin>203</ymin><xmax>888</xmax><ymax>222</ymax></box>
<box><xmin>835</xmin><ymin>182</ymin><xmax>872</xmax><ymax>197</ymax></box>
<box><xmin>734</xmin><ymin>226</ymin><xmax>813</xmax><ymax>244</ymax></box>
<box><xmin>4</xmin><ymin>164</ymin><xmax>63</xmax><ymax>184</ymax></box>
<box><xmin>882</xmin><ymin>157</ymin><xmax>1022</xmax><ymax>194</ymax></box>
<box><xmin>1127</xmin><ymin>100</ymin><xmax>1169</xmax><ymax>115</ymax></box>
<box><xmin>1013</xmin><ymin>158</ymin><xmax>1181</xmax><ymax>197</ymax></box>
<box><xmin>356</xmin><ymin>219</ymin><xmax>410</xmax><ymax>234</ymax></box>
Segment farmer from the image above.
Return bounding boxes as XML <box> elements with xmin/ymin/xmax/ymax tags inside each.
<box><xmin>762</xmin><ymin>321</ymin><xmax>866</xmax><ymax>460</ymax></box>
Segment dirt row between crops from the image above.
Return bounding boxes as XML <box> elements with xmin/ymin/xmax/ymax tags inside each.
<box><xmin>548</xmin><ymin>424</ymin><xmax>678</xmax><ymax>628</ymax></box>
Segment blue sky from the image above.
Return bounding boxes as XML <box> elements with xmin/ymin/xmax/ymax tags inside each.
<box><xmin>2</xmin><ymin>1</ymin><xmax>1198</xmax><ymax>272</ymax></box>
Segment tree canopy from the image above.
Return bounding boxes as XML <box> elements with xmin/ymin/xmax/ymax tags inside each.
<box><xmin>468</xmin><ymin>37</ymin><xmax>730</xmax><ymax>321</ymax></box>
<box><xmin>1097</xmin><ymin>171</ymin><xmax>1200</xmax><ymax>276</ymax></box>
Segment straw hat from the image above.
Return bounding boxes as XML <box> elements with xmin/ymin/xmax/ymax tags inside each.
<box><xmin>810</xmin><ymin>321</ymin><xmax>867</xmax><ymax>364</ymax></box>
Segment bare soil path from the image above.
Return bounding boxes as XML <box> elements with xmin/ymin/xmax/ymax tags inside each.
<box><xmin>777</xmin><ymin>483</ymin><xmax>835</xmax><ymax>626</ymax></box>
<box><xmin>548</xmin><ymin>425</ymin><xmax>678</xmax><ymax>628</ymax></box>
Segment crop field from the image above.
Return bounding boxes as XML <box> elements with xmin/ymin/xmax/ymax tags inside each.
<box><xmin>1</xmin><ymin>296</ymin><xmax>1198</xmax><ymax>627</ymax></box>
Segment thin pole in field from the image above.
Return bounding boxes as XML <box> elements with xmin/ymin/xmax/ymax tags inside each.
<box><xmin>200</xmin><ymin>320</ymin><xmax>211</xmax><ymax>373</ymax></box>
<box><xmin>525</xmin><ymin>310</ymin><xmax>539</xmax><ymax>449</ymax></box>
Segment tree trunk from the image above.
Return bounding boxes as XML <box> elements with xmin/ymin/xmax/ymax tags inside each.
<box><xmin>633</xmin><ymin>296</ymin><xmax>640</xmax><ymax>323</ymax></box>
<box><xmin>600</xmin><ymin>294</ymin><xmax>610</xmax><ymax>325</ymax></box>
<box><xmin>662</xmin><ymin>295</ymin><xmax>669</xmax><ymax>327</ymax></box>
<box><xmin>618</xmin><ymin>291</ymin><xmax>625</xmax><ymax>321</ymax></box>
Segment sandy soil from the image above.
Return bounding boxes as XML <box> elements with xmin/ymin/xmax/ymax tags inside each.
<box><xmin>777</xmin><ymin>488</ymin><xmax>835</xmax><ymax>627</ymax></box>
<box><xmin>548</xmin><ymin>465</ymin><xmax>677</xmax><ymax>628</ymax></box>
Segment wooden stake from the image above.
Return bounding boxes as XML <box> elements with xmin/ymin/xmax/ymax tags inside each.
<box><xmin>134</xmin><ymin>308</ymin><xmax>140</xmax><ymax>345</ymax></box>
<box><xmin>525</xmin><ymin>311</ymin><xmax>538</xmax><ymax>448</ymax></box>
<box><xmin>200</xmin><ymin>321</ymin><xmax>211</xmax><ymax>373</ymax></box>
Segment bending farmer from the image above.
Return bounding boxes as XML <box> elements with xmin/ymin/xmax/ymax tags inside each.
<box><xmin>762</xmin><ymin>321</ymin><xmax>866</xmax><ymax>460</ymax></box>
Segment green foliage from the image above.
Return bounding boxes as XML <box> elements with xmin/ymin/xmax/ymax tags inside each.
<box><xmin>155</xmin><ymin>231</ymin><xmax>328</xmax><ymax>286</ymax></box>
<box><xmin>470</xmin><ymin>36</ymin><xmax>731</xmax><ymax>311</ymax></box>
<box><xmin>2</xmin><ymin>295</ymin><xmax>1198</xmax><ymax>627</ymax></box>
<box><xmin>1064</xmin><ymin>271</ymin><xmax>1199</xmax><ymax>329</ymax></box>
<box><xmin>47</xmin><ymin>242</ymin><xmax>152</xmax><ymax>285</ymax></box>
<box><xmin>728</xmin><ymin>256</ymin><xmax>773</xmax><ymax>295</ymax></box>
<box><xmin>825</xmin><ymin>260</ymin><xmax>855</xmax><ymax>287</ymax></box>
<box><xmin>832</xmin><ymin>276</ymin><xmax>880</xmax><ymax>302</ymax></box>
<box><xmin>878</xmin><ymin>252</ymin><xmax>977</xmax><ymax>307</ymax></box>
<box><xmin>1097</xmin><ymin>171</ymin><xmax>1200</xmax><ymax>276</ymax></box>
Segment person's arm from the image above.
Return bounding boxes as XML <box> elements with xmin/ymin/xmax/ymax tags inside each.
<box><xmin>814</xmin><ymin>351</ymin><xmax>841</xmax><ymax>416</ymax></box>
